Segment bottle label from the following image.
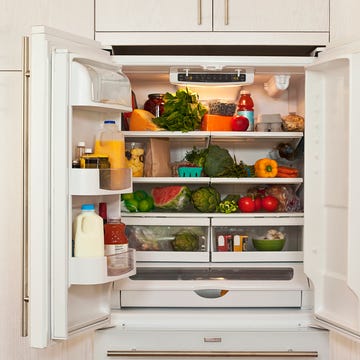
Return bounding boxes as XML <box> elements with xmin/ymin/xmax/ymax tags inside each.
<box><xmin>237</xmin><ymin>110</ymin><xmax>254</xmax><ymax>131</ymax></box>
<box><xmin>105</xmin><ymin>243</ymin><xmax>128</xmax><ymax>256</ymax></box>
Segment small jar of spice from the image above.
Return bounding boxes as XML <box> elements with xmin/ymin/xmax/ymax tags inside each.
<box><xmin>144</xmin><ymin>93</ymin><xmax>165</xmax><ymax>117</ymax></box>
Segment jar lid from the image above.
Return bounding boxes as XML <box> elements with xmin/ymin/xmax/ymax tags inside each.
<box><xmin>240</xmin><ymin>90</ymin><xmax>250</xmax><ymax>95</ymax></box>
<box><xmin>148</xmin><ymin>93</ymin><xmax>164</xmax><ymax>98</ymax></box>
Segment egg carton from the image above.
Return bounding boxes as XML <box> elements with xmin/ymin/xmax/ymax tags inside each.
<box><xmin>255</xmin><ymin>113</ymin><xmax>282</xmax><ymax>132</ymax></box>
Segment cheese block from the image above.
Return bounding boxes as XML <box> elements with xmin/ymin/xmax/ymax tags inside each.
<box><xmin>129</xmin><ymin>109</ymin><xmax>162</xmax><ymax>131</ymax></box>
<box><xmin>201</xmin><ymin>114</ymin><xmax>233</xmax><ymax>131</ymax></box>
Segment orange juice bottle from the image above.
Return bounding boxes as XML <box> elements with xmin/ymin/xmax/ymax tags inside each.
<box><xmin>94</xmin><ymin>120</ymin><xmax>126</xmax><ymax>189</ymax></box>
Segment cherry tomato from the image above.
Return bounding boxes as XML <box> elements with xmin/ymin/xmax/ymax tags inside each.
<box><xmin>261</xmin><ymin>196</ymin><xmax>279</xmax><ymax>212</ymax></box>
<box><xmin>238</xmin><ymin>196</ymin><xmax>256</xmax><ymax>212</ymax></box>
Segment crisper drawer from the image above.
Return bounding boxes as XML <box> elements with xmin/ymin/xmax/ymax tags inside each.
<box><xmin>211</xmin><ymin>216</ymin><xmax>304</xmax><ymax>263</ymax></box>
<box><xmin>122</xmin><ymin>217</ymin><xmax>210</xmax><ymax>262</ymax></box>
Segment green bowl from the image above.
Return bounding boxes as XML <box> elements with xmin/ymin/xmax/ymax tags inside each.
<box><xmin>252</xmin><ymin>238</ymin><xmax>286</xmax><ymax>251</ymax></box>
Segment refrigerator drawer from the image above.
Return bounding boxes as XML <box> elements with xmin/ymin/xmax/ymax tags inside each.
<box><xmin>120</xmin><ymin>289</ymin><xmax>302</xmax><ymax>308</ymax></box>
<box><xmin>95</xmin><ymin>309</ymin><xmax>329</xmax><ymax>359</ymax></box>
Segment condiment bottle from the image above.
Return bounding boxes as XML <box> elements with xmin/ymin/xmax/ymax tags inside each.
<box><xmin>72</xmin><ymin>141</ymin><xmax>86</xmax><ymax>168</ymax></box>
<box><xmin>104</xmin><ymin>218</ymin><xmax>128</xmax><ymax>256</ymax></box>
<box><xmin>98</xmin><ymin>202</ymin><xmax>108</xmax><ymax>225</ymax></box>
<box><xmin>73</xmin><ymin>204</ymin><xmax>104</xmax><ymax>257</ymax></box>
<box><xmin>237</xmin><ymin>90</ymin><xmax>254</xmax><ymax>131</ymax></box>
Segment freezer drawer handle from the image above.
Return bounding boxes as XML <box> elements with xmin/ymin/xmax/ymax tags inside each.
<box><xmin>107</xmin><ymin>350</ymin><xmax>318</xmax><ymax>357</ymax></box>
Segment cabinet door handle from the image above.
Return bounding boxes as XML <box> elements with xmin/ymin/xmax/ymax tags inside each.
<box><xmin>22</xmin><ymin>35</ymin><xmax>30</xmax><ymax>338</ymax></box>
<box><xmin>197</xmin><ymin>0</ymin><xmax>202</xmax><ymax>25</ymax></box>
<box><xmin>107</xmin><ymin>350</ymin><xmax>319</xmax><ymax>357</ymax></box>
<box><xmin>224</xmin><ymin>0</ymin><xmax>229</xmax><ymax>25</ymax></box>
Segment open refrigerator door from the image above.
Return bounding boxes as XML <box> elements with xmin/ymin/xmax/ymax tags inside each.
<box><xmin>304</xmin><ymin>42</ymin><xmax>360</xmax><ymax>341</ymax></box>
<box><xmin>28</xmin><ymin>26</ymin><xmax>135</xmax><ymax>348</ymax></box>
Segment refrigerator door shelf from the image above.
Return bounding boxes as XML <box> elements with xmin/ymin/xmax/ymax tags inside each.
<box><xmin>71</xmin><ymin>57</ymin><xmax>132</xmax><ymax>111</ymax></box>
<box><xmin>70</xmin><ymin>249</ymin><xmax>136</xmax><ymax>285</ymax></box>
<box><xmin>70</xmin><ymin>168</ymin><xmax>132</xmax><ymax>195</ymax></box>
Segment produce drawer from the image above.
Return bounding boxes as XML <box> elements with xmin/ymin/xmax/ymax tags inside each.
<box><xmin>211</xmin><ymin>216</ymin><xmax>303</xmax><ymax>263</ymax></box>
<box><xmin>122</xmin><ymin>217</ymin><xmax>210</xmax><ymax>262</ymax></box>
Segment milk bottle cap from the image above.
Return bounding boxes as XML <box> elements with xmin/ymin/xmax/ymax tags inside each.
<box><xmin>81</xmin><ymin>204</ymin><xmax>95</xmax><ymax>211</ymax></box>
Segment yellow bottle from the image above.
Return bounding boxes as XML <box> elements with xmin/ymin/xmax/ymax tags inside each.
<box><xmin>94</xmin><ymin>120</ymin><xmax>126</xmax><ymax>189</ymax></box>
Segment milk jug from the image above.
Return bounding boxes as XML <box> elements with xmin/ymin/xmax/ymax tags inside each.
<box><xmin>74</xmin><ymin>204</ymin><xmax>104</xmax><ymax>257</ymax></box>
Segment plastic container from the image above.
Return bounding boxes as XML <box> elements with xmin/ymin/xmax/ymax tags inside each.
<box><xmin>73</xmin><ymin>204</ymin><xmax>104</xmax><ymax>257</ymax></box>
<box><xmin>178</xmin><ymin>167</ymin><xmax>202</xmax><ymax>177</ymax></box>
<box><xmin>125</xmin><ymin>142</ymin><xmax>145</xmax><ymax>177</ymax></box>
<box><xmin>237</xmin><ymin>90</ymin><xmax>254</xmax><ymax>131</ymax></box>
<box><xmin>94</xmin><ymin>120</ymin><xmax>126</xmax><ymax>189</ymax></box>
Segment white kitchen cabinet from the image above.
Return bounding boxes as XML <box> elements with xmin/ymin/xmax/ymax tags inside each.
<box><xmin>0</xmin><ymin>0</ymin><xmax>94</xmax><ymax>70</ymax></box>
<box><xmin>96</xmin><ymin>0</ymin><xmax>213</xmax><ymax>32</ymax></box>
<box><xmin>95</xmin><ymin>0</ymin><xmax>329</xmax><ymax>46</ymax></box>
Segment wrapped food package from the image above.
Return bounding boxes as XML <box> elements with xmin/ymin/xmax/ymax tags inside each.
<box><xmin>282</xmin><ymin>114</ymin><xmax>304</xmax><ymax>132</ymax></box>
<box><xmin>265</xmin><ymin>184</ymin><xmax>302</xmax><ymax>212</ymax></box>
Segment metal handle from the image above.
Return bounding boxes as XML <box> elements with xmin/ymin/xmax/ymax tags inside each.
<box><xmin>224</xmin><ymin>0</ymin><xmax>229</xmax><ymax>25</ymax></box>
<box><xmin>107</xmin><ymin>350</ymin><xmax>318</xmax><ymax>357</ymax></box>
<box><xmin>22</xmin><ymin>36</ymin><xmax>30</xmax><ymax>338</ymax></box>
<box><xmin>197</xmin><ymin>0</ymin><xmax>202</xmax><ymax>25</ymax></box>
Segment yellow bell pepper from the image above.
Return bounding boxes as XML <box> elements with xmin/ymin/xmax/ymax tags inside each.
<box><xmin>254</xmin><ymin>158</ymin><xmax>278</xmax><ymax>178</ymax></box>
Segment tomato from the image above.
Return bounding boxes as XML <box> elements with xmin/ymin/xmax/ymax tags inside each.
<box><xmin>261</xmin><ymin>196</ymin><xmax>279</xmax><ymax>212</ymax></box>
<box><xmin>231</xmin><ymin>115</ymin><xmax>249</xmax><ymax>131</ymax></box>
<box><xmin>254</xmin><ymin>197</ymin><xmax>263</xmax><ymax>211</ymax></box>
<box><xmin>238</xmin><ymin>196</ymin><xmax>256</xmax><ymax>212</ymax></box>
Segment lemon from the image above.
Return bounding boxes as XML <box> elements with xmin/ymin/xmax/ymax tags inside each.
<box><xmin>138</xmin><ymin>198</ymin><xmax>154</xmax><ymax>212</ymax></box>
<box><xmin>122</xmin><ymin>193</ymin><xmax>134</xmax><ymax>201</ymax></box>
<box><xmin>124</xmin><ymin>199</ymin><xmax>139</xmax><ymax>212</ymax></box>
<box><xmin>133</xmin><ymin>190</ymin><xmax>148</xmax><ymax>201</ymax></box>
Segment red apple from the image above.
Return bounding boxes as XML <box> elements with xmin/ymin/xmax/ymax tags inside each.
<box><xmin>231</xmin><ymin>115</ymin><xmax>249</xmax><ymax>131</ymax></box>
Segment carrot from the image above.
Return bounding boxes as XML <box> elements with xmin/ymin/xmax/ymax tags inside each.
<box><xmin>277</xmin><ymin>166</ymin><xmax>299</xmax><ymax>178</ymax></box>
<box><xmin>277</xmin><ymin>172</ymin><xmax>298</xmax><ymax>178</ymax></box>
<box><xmin>277</xmin><ymin>166</ymin><xmax>299</xmax><ymax>175</ymax></box>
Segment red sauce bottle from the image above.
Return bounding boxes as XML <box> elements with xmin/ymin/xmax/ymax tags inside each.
<box><xmin>104</xmin><ymin>219</ymin><xmax>128</xmax><ymax>256</ymax></box>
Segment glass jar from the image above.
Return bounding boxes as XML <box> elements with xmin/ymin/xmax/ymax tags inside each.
<box><xmin>144</xmin><ymin>93</ymin><xmax>165</xmax><ymax>117</ymax></box>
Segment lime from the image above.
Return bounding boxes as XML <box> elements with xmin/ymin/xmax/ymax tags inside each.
<box><xmin>122</xmin><ymin>193</ymin><xmax>134</xmax><ymax>201</ymax></box>
<box><xmin>133</xmin><ymin>190</ymin><xmax>148</xmax><ymax>201</ymax></box>
<box><xmin>124</xmin><ymin>198</ymin><xmax>139</xmax><ymax>212</ymax></box>
<box><xmin>138</xmin><ymin>198</ymin><xmax>154</xmax><ymax>212</ymax></box>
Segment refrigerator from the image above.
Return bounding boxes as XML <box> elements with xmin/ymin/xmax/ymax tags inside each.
<box><xmin>27</xmin><ymin>25</ymin><xmax>360</xmax><ymax>358</ymax></box>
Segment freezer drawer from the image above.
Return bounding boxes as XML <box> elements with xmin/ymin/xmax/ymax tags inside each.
<box><xmin>94</xmin><ymin>309</ymin><xmax>329</xmax><ymax>359</ymax></box>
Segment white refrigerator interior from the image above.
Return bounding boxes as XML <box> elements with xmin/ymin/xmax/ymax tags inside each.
<box><xmin>27</xmin><ymin>26</ymin><xmax>360</xmax><ymax>356</ymax></box>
